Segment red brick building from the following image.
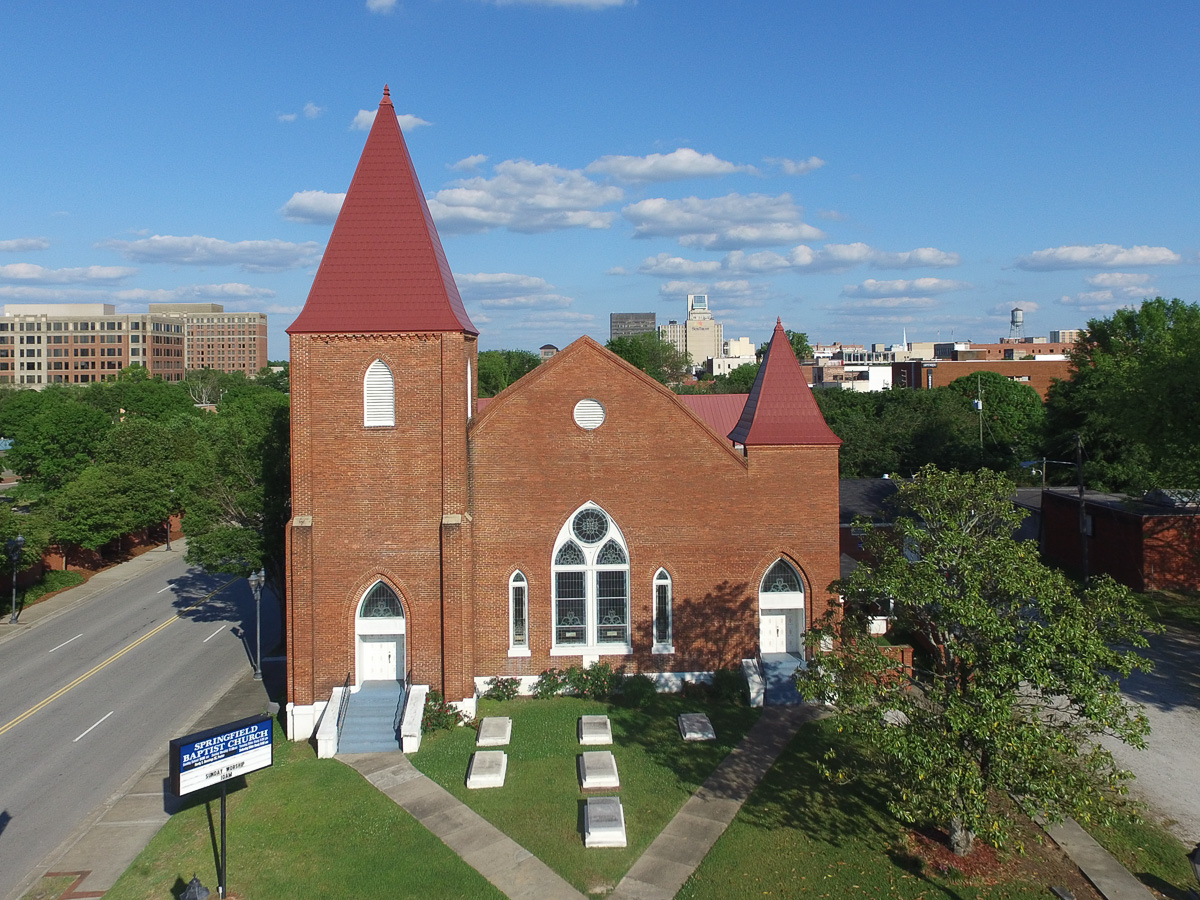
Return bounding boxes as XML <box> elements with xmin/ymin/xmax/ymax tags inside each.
<box><xmin>1041</xmin><ymin>488</ymin><xmax>1200</xmax><ymax>593</ymax></box>
<box><xmin>284</xmin><ymin>89</ymin><xmax>842</xmax><ymax>738</ymax></box>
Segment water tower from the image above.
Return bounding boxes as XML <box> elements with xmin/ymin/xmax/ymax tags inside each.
<box><xmin>1008</xmin><ymin>307</ymin><xmax>1025</xmax><ymax>341</ymax></box>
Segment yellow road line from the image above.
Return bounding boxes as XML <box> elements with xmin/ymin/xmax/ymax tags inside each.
<box><xmin>0</xmin><ymin>579</ymin><xmax>237</xmax><ymax>738</ymax></box>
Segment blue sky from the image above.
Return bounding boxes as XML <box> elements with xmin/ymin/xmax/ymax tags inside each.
<box><xmin>2</xmin><ymin>1</ymin><xmax>1197</xmax><ymax>358</ymax></box>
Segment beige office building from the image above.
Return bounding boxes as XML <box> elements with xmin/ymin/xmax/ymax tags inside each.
<box><xmin>0</xmin><ymin>302</ymin><xmax>267</xmax><ymax>388</ymax></box>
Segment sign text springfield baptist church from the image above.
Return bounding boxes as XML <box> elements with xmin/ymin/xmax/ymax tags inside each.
<box><xmin>169</xmin><ymin>714</ymin><xmax>273</xmax><ymax>796</ymax></box>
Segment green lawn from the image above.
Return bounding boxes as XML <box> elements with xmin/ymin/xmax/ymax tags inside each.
<box><xmin>102</xmin><ymin>722</ymin><xmax>506</xmax><ymax>900</ymax></box>
<box><xmin>410</xmin><ymin>694</ymin><xmax>760</xmax><ymax>896</ymax></box>
<box><xmin>1140</xmin><ymin>589</ymin><xmax>1200</xmax><ymax>634</ymax></box>
<box><xmin>678</xmin><ymin>719</ymin><xmax>1104</xmax><ymax>900</ymax></box>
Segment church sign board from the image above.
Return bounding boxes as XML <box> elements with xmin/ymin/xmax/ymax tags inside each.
<box><xmin>169</xmin><ymin>714</ymin><xmax>273</xmax><ymax>796</ymax></box>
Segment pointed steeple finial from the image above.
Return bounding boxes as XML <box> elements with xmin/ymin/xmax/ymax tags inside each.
<box><xmin>381</xmin><ymin>84</ymin><xmax>392</xmax><ymax>105</ymax></box>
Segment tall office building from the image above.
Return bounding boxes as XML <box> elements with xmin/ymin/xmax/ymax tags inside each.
<box><xmin>0</xmin><ymin>302</ymin><xmax>267</xmax><ymax>389</ymax></box>
<box><xmin>609</xmin><ymin>312</ymin><xmax>656</xmax><ymax>340</ymax></box>
<box><xmin>657</xmin><ymin>294</ymin><xmax>724</xmax><ymax>367</ymax></box>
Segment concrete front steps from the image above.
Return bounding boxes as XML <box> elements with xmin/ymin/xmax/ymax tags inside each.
<box><xmin>337</xmin><ymin>680</ymin><xmax>405</xmax><ymax>753</ymax></box>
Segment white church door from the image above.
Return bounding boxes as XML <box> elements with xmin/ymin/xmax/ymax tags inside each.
<box><xmin>760</xmin><ymin>613</ymin><xmax>788</xmax><ymax>653</ymax></box>
<box><xmin>361</xmin><ymin>637</ymin><xmax>398</xmax><ymax>681</ymax></box>
<box><xmin>759</xmin><ymin>560</ymin><xmax>805</xmax><ymax>656</ymax></box>
<box><xmin>356</xmin><ymin>581</ymin><xmax>406</xmax><ymax>686</ymax></box>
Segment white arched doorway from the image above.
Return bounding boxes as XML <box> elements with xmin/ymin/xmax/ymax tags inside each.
<box><xmin>356</xmin><ymin>581</ymin><xmax>406</xmax><ymax>685</ymax></box>
<box><xmin>758</xmin><ymin>559</ymin><xmax>805</xmax><ymax>655</ymax></box>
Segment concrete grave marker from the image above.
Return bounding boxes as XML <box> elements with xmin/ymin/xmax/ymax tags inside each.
<box><xmin>678</xmin><ymin>712</ymin><xmax>717</xmax><ymax>742</ymax></box>
<box><xmin>578</xmin><ymin>750</ymin><xmax>620</xmax><ymax>790</ymax></box>
<box><xmin>578</xmin><ymin>715</ymin><xmax>613</xmax><ymax>745</ymax></box>
<box><xmin>476</xmin><ymin>716</ymin><xmax>512</xmax><ymax>747</ymax></box>
<box><xmin>584</xmin><ymin>796</ymin><xmax>627</xmax><ymax>848</ymax></box>
<box><xmin>466</xmin><ymin>750</ymin><xmax>508</xmax><ymax>789</ymax></box>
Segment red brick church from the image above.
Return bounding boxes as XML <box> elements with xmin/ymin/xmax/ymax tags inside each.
<box><xmin>284</xmin><ymin>88</ymin><xmax>842</xmax><ymax>740</ymax></box>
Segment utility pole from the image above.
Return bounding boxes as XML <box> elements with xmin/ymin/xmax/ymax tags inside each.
<box><xmin>1076</xmin><ymin>433</ymin><xmax>1089</xmax><ymax>586</ymax></box>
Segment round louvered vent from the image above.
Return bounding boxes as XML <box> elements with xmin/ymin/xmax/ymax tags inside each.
<box><xmin>573</xmin><ymin>398</ymin><xmax>606</xmax><ymax>430</ymax></box>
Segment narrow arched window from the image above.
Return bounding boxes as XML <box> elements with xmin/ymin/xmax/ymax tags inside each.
<box><xmin>652</xmin><ymin>568</ymin><xmax>673</xmax><ymax>653</ymax></box>
<box><xmin>364</xmin><ymin>359</ymin><xmax>395</xmax><ymax>427</ymax></box>
<box><xmin>466</xmin><ymin>357</ymin><xmax>473</xmax><ymax>422</ymax></box>
<box><xmin>509</xmin><ymin>571</ymin><xmax>529</xmax><ymax>654</ymax></box>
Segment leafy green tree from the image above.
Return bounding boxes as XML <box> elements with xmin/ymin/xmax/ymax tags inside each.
<box><xmin>5</xmin><ymin>389</ymin><xmax>112</xmax><ymax>496</ymax></box>
<box><xmin>946</xmin><ymin>370</ymin><xmax>1045</xmax><ymax>470</ymax></box>
<box><xmin>255</xmin><ymin>361</ymin><xmax>290</xmax><ymax>394</ymax></box>
<box><xmin>181</xmin><ymin>389</ymin><xmax>291</xmax><ymax>607</ymax></box>
<box><xmin>815</xmin><ymin>388</ymin><xmax>978</xmax><ymax>477</ymax></box>
<box><xmin>49</xmin><ymin>464</ymin><xmax>164</xmax><ymax>562</ymax></box>
<box><xmin>606</xmin><ymin>332</ymin><xmax>692</xmax><ymax>384</ymax></box>
<box><xmin>712</xmin><ymin>361</ymin><xmax>759</xmax><ymax>393</ymax></box>
<box><xmin>797</xmin><ymin>466</ymin><xmax>1154</xmax><ymax>857</ymax></box>
<box><xmin>1046</xmin><ymin>297</ymin><xmax>1200</xmax><ymax>492</ymax></box>
<box><xmin>477</xmin><ymin>349</ymin><xmax>540</xmax><ymax>397</ymax></box>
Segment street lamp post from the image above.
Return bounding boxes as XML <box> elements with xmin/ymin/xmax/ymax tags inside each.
<box><xmin>7</xmin><ymin>534</ymin><xmax>25</xmax><ymax>624</ymax></box>
<box><xmin>165</xmin><ymin>486</ymin><xmax>175</xmax><ymax>551</ymax></box>
<box><xmin>249</xmin><ymin>569</ymin><xmax>264</xmax><ymax>680</ymax></box>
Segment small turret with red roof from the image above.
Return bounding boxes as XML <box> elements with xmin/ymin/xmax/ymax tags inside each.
<box><xmin>728</xmin><ymin>319</ymin><xmax>840</xmax><ymax>446</ymax></box>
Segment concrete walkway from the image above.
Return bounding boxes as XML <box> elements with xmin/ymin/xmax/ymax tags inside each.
<box><xmin>339</xmin><ymin>704</ymin><xmax>820</xmax><ymax>900</ymax></box>
<box><xmin>339</xmin><ymin>752</ymin><xmax>586</xmax><ymax>900</ymax></box>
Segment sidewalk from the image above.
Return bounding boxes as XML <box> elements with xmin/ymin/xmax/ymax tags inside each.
<box><xmin>39</xmin><ymin>671</ymin><xmax>276</xmax><ymax>900</ymax></box>
<box><xmin>0</xmin><ymin>541</ymin><xmax>189</xmax><ymax>646</ymax></box>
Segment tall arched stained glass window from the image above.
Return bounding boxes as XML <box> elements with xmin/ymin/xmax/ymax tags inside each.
<box><xmin>360</xmin><ymin>581</ymin><xmax>403</xmax><ymax>618</ymax></box>
<box><xmin>509</xmin><ymin>571</ymin><xmax>528</xmax><ymax>653</ymax></box>
<box><xmin>653</xmin><ymin>568</ymin><xmax>673</xmax><ymax>653</ymax></box>
<box><xmin>551</xmin><ymin>503</ymin><xmax>629</xmax><ymax>650</ymax></box>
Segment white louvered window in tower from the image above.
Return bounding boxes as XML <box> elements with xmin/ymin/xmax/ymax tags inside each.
<box><xmin>363</xmin><ymin>359</ymin><xmax>395</xmax><ymax>427</ymax></box>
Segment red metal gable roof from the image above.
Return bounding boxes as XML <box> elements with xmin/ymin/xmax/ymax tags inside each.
<box><xmin>728</xmin><ymin>320</ymin><xmax>840</xmax><ymax>446</ymax></box>
<box><xmin>288</xmin><ymin>86</ymin><xmax>477</xmax><ymax>335</ymax></box>
<box><xmin>679</xmin><ymin>393</ymin><xmax>748</xmax><ymax>438</ymax></box>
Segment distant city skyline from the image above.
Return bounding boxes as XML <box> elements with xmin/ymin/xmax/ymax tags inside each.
<box><xmin>1</xmin><ymin>2</ymin><xmax>1196</xmax><ymax>358</ymax></box>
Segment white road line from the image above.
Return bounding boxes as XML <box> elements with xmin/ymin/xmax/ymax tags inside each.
<box><xmin>74</xmin><ymin>711</ymin><xmax>114</xmax><ymax>743</ymax></box>
<box><xmin>49</xmin><ymin>634</ymin><xmax>83</xmax><ymax>653</ymax></box>
<box><xmin>157</xmin><ymin>586</ymin><xmax>172</xmax><ymax>594</ymax></box>
<box><xmin>203</xmin><ymin>626</ymin><xmax>226</xmax><ymax>643</ymax></box>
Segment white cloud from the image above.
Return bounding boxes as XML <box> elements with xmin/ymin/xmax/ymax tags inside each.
<box><xmin>100</xmin><ymin>234</ymin><xmax>322</xmax><ymax>273</ymax></box>
<box><xmin>1085</xmin><ymin>272</ymin><xmax>1152</xmax><ymax>289</ymax></box>
<box><xmin>451</xmin><ymin>154</ymin><xmax>489</xmax><ymax>172</ymax></box>
<box><xmin>1016</xmin><ymin>243</ymin><xmax>1181</xmax><ymax>271</ymax></box>
<box><xmin>428</xmin><ymin>160</ymin><xmax>621</xmax><ymax>234</ymax></box>
<box><xmin>637</xmin><ymin>254</ymin><xmax>723</xmax><ymax>277</ymax></box>
<box><xmin>351</xmin><ymin>109</ymin><xmax>431</xmax><ymax>131</ymax></box>
<box><xmin>0</xmin><ymin>263</ymin><xmax>137</xmax><ymax>284</ymax></box>
<box><xmin>645</xmin><ymin>243</ymin><xmax>962</xmax><ymax>279</ymax></box>
<box><xmin>455</xmin><ymin>271</ymin><xmax>573</xmax><ymax>309</ymax></box>
<box><xmin>303</xmin><ymin>102</ymin><xmax>324</xmax><ymax>119</ymax></box>
<box><xmin>622</xmin><ymin>193</ymin><xmax>823</xmax><ymax>249</ymax></box>
<box><xmin>517</xmin><ymin>309</ymin><xmax>596</xmax><ymax>328</ymax></box>
<box><xmin>484</xmin><ymin>0</ymin><xmax>630</xmax><ymax>7</ymax></box>
<box><xmin>280</xmin><ymin>190</ymin><xmax>346</xmax><ymax>224</ymax></box>
<box><xmin>839</xmin><ymin>296</ymin><xmax>937</xmax><ymax>311</ymax></box>
<box><xmin>770</xmin><ymin>156</ymin><xmax>826</xmax><ymax>176</ymax></box>
<box><xmin>842</xmin><ymin>277</ymin><xmax>970</xmax><ymax>297</ymax></box>
<box><xmin>0</xmin><ymin>286</ymin><xmax>110</xmax><ymax>301</ymax></box>
<box><xmin>366</xmin><ymin>0</ymin><xmax>397</xmax><ymax>12</ymax></box>
<box><xmin>1057</xmin><ymin>290</ymin><xmax>1136</xmax><ymax>314</ymax></box>
<box><xmin>112</xmin><ymin>283</ymin><xmax>277</xmax><ymax>302</ymax></box>
<box><xmin>817</xmin><ymin>209</ymin><xmax>847</xmax><ymax>221</ymax></box>
<box><xmin>277</xmin><ymin>112</ymin><xmax>298</xmax><ymax>123</ymax></box>
<box><xmin>587</xmin><ymin>148</ymin><xmax>753</xmax><ymax>183</ymax></box>
<box><xmin>870</xmin><ymin>246</ymin><xmax>961</xmax><ymax>269</ymax></box>
<box><xmin>0</xmin><ymin>238</ymin><xmax>50</xmax><ymax>252</ymax></box>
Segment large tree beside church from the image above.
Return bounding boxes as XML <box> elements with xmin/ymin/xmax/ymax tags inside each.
<box><xmin>796</xmin><ymin>466</ymin><xmax>1154</xmax><ymax>857</ymax></box>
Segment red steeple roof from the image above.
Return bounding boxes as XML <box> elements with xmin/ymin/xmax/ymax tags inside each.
<box><xmin>728</xmin><ymin>319</ymin><xmax>841</xmax><ymax>446</ymax></box>
<box><xmin>288</xmin><ymin>86</ymin><xmax>477</xmax><ymax>335</ymax></box>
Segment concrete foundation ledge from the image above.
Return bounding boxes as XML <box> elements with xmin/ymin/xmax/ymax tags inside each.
<box><xmin>742</xmin><ymin>659</ymin><xmax>764</xmax><ymax>708</ymax></box>
<box><xmin>401</xmin><ymin>684</ymin><xmax>429</xmax><ymax>753</ymax></box>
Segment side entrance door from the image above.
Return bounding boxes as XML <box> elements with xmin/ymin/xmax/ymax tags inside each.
<box><xmin>361</xmin><ymin>637</ymin><xmax>398</xmax><ymax>681</ymax></box>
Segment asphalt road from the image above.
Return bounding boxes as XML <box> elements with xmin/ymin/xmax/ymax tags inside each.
<box><xmin>0</xmin><ymin>549</ymin><xmax>278</xmax><ymax>900</ymax></box>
